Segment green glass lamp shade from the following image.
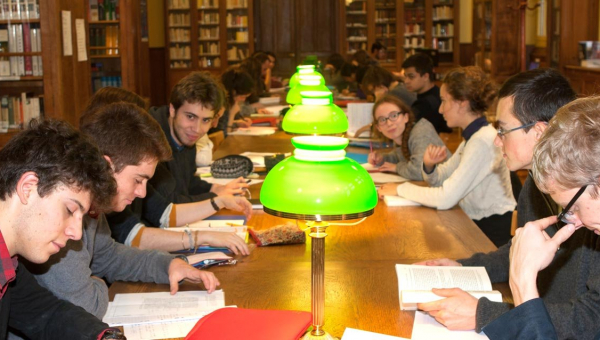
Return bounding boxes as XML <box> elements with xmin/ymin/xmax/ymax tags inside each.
<box><xmin>289</xmin><ymin>65</ymin><xmax>318</xmax><ymax>89</ymax></box>
<box><xmin>260</xmin><ymin>136</ymin><xmax>377</xmax><ymax>221</ymax></box>
<box><xmin>286</xmin><ymin>75</ymin><xmax>330</xmax><ymax>105</ymax></box>
<box><xmin>283</xmin><ymin>91</ymin><xmax>348</xmax><ymax>135</ymax></box>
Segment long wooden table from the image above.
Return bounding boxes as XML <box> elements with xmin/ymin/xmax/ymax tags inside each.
<box><xmin>109</xmin><ymin>132</ymin><xmax>510</xmax><ymax>339</ymax></box>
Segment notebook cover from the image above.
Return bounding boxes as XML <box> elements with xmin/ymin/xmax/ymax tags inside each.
<box><xmin>185</xmin><ymin>308</ymin><xmax>312</xmax><ymax>340</ymax></box>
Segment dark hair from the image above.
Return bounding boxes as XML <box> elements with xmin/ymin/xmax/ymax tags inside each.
<box><xmin>361</xmin><ymin>65</ymin><xmax>395</xmax><ymax>91</ymax></box>
<box><xmin>371</xmin><ymin>41</ymin><xmax>386</xmax><ymax>54</ymax></box>
<box><xmin>402</xmin><ymin>53</ymin><xmax>435</xmax><ymax>82</ymax></box>
<box><xmin>499</xmin><ymin>68</ymin><xmax>576</xmax><ymax>130</ymax></box>
<box><xmin>352</xmin><ymin>50</ymin><xmax>372</xmax><ymax>67</ymax></box>
<box><xmin>355</xmin><ymin>66</ymin><xmax>369</xmax><ymax>85</ymax></box>
<box><xmin>253</xmin><ymin>52</ymin><xmax>270</xmax><ymax>65</ymax></box>
<box><xmin>340</xmin><ymin>63</ymin><xmax>357</xmax><ymax>78</ymax></box>
<box><xmin>265</xmin><ymin>51</ymin><xmax>276</xmax><ymax>60</ymax></box>
<box><xmin>221</xmin><ymin>67</ymin><xmax>255</xmax><ymax>106</ymax></box>
<box><xmin>80</xmin><ymin>103</ymin><xmax>172</xmax><ymax>174</ymax></box>
<box><xmin>169</xmin><ymin>71</ymin><xmax>224</xmax><ymax>113</ymax></box>
<box><xmin>239</xmin><ymin>57</ymin><xmax>263</xmax><ymax>97</ymax></box>
<box><xmin>443</xmin><ymin>66</ymin><xmax>497</xmax><ymax>116</ymax></box>
<box><xmin>327</xmin><ymin>53</ymin><xmax>346</xmax><ymax>72</ymax></box>
<box><xmin>80</xmin><ymin>87</ymin><xmax>148</xmax><ymax>126</ymax></box>
<box><xmin>0</xmin><ymin>119</ymin><xmax>116</xmax><ymax>211</ymax></box>
<box><xmin>372</xmin><ymin>94</ymin><xmax>415</xmax><ymax>160</ymax></box>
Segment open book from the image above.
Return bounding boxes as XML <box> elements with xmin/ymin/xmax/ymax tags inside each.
<box><xmin>395</xmin><ymin>264</ymin><xmax>502</xmax><ymax>310</ymax></box>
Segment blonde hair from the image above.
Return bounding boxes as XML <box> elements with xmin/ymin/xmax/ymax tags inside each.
<box><xmin>532</xmin><ymin>96</ymin><xmax>600</xmax><ymax>198</ymax></box>
<box><xmin>443</xmin><ymin>66</ymin><xmax>497</xmax><ymax>116</ymax></box>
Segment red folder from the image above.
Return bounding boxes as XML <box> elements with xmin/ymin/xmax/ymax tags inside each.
<box><xmin>185</xmin><ymin>308</ymin><xmax>312</xmax><ymax>340</ymax></box>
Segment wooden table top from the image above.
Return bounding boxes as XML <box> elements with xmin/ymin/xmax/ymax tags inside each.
<box><xmin>109</xmin><ymin>132</ymin><xmax>510</xmax><ymax>339</ymax></box>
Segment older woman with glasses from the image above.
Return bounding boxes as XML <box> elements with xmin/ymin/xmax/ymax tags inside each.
<box><xmin>379</xmin><ymin>66</ymin><xmax>516</xmax><ymax>247</ymax></box>
<box><xmin>367</xmin><ymin>94</ymin><xmax>450</xmax><ymax>180</ymax></box>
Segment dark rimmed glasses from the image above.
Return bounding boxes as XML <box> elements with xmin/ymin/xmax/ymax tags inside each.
<box><xmin>496</xmin><ymin>122</ymin><xmax>536</xmax><ymax>138</ymax></box>
<box><xmin>558</xmin><ymin>185</ymin><xmax>588</xmax><ymax>224</ymax></box>
<box><xmin>376</xmin><ymin>111</ymin><xmax>404</xmax><ymax>126</ymax></box>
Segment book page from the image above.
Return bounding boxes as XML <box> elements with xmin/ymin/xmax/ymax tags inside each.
<box><xmin>396</xmin><ymin>264</ymin><xmax>495</xmax><ymax>310</ymax></box>
<box><xmin>347</xmin><ymin>103</ymin><xmax>374</xmax><ymax>136</ymax></box>
<box><xmin>104</xmin><ymin>291</ymin><xmax>225</xmax><ymax>326</ymax></box>
<box><xmin>342</xmin><ymin>328</ymin><xmax>408</xmax><ymax>340</ymax></box>
<box><xmin>411</xmin><ymin>311</ymin><xmax>489</xmax><ymax>340</ymax></box>
<box><xmin>124</xmin><ymin>318</ymin><xmax>200</xmax><ymax>340</ymax></box>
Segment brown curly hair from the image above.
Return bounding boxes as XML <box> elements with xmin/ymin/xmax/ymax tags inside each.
<box><xmin>371</xmin><ymin>94</ymin><xmax>416</xmax><ymax>160</ymax></box>
<box><xmin>442</xmin><ymin>66</ymin><xmax>497</xmax><ymax>116</ymax></box>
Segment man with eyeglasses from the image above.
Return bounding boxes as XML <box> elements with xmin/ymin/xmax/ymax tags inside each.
<box><xmin>414</xmin><ymin>69</ymin><xmax>596</xmax><ymax>339</ymax></box>
<box><xmin>483</xmin><ymin>96</ymin><xmax>600</xmax><ymax>339</ymax></box>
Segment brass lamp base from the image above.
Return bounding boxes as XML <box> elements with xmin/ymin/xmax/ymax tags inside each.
<box><xmin>301</xmin><ymin>329</ymin><xmax>338</xmax><ymax>340</ymax></box>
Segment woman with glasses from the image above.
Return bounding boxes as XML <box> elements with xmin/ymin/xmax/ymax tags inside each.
<box><xmin>379</xmin><ymin>66</ymin><xmax>516</xmax><ymax>247</ymax></box>
<box><xmin>368</xmin><ymin>94</ymin><xmax>450</xmax><ymax>180</ymax></box>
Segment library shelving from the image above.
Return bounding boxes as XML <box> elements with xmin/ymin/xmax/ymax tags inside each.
<box><xmin>339</xmin><ymin>0</ymin><xmax>459</xmax><ymax>72</ymax></box>
<box><xmin>165</xmin><ymin>0</ymin><xmax>254</xmax><ymax>94</ymax></box>
<box><xmin>472</xmin><ymin>0</ymin><xmax>519</xmax><ymax>82</ymax></box>
<box><xmin>88</xmin><ymin>0</ymin><xmax>151</xmax><ymax>97</ymax></box>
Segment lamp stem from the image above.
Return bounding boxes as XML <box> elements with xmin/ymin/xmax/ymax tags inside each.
<box><xmin>303</xmin><ymin>222</ymin><xmax>336</xmax><ymax>340</ymax></box>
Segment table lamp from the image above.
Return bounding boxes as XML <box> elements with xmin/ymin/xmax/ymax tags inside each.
<box><xmin>261</xmin><ymin>90</ymin><xmax>378</xmax><ymax>339</ymax></box>
<box><xmin>283</xmin><ymin>91</ymin><xmax>347</xmax><ymax>135</ymax></box>
<box><xmin>286</xmin><ymin>75</ymin><xmax>330</xmax><ymax>105</ymax></box>
<box><xmin>289</xmin><ymin>65</ymin><xmax>319</xmax><ymax>89</ymax></box>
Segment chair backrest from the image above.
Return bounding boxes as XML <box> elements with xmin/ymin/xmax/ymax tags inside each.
<box><xmin>208</xmin><ymin>131</ymin><xmax>224</xmax><ymax>152</ymax></box>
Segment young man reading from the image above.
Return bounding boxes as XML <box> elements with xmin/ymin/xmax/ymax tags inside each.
<box><xmin>413</xmin><ymin>69</ymin><xmax>594</xmax><ymax>339</ymax></box>
<box><xmin>18</xmin><ymin>103</ymin><xmax>221</xmax><ymax>324</ymax></box>
<box><xmin>149</xmin><ymin>71</ymin><xmax>249</xmax><ymax>204</ymax></box>
<box><xmin>0</xmin><ymin>119</ymin><xmax>122</xmax><ymax>339</ymax></box>
<box><xmin>484</xmin><ymin>96</ymin><xmax>600</xmax><ymax>339</ymax></box>
<box><xmin>401</xmin><ymin>53</ymin><xmax>451</xmax><ymax>133</ymax></box>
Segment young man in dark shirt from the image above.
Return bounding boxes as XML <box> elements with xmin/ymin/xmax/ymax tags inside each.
<box><xmin>0</xmin><ymin>119</ymin><xmax>124</xmax><ymax>340</ymax></box>
<box><xmin>401</xmin><ymin>53</ymin><xmax>452</xmax><ymax>134</ymax></box>
<box><xmin>148</xmin><ymin>72</ymin><xmax>249</xmax><ymax>204</ymax></box>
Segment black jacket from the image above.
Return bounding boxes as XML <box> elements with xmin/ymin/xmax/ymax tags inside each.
<box><xmin>148</xmin><ymin>106</ymin><xmax>216</xmax><ymax>204</ymax></box>
<box><xmin>3</xmin><ymin>264</ymin><xmax>108</xmax><ymax>339</ymax></box>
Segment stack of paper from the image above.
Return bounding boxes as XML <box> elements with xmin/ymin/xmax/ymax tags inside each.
<box><xmin>412</xmin><ymin>311</ymin><xmax>489</xmax><ymax>340</ymax></box>
<box><xmin>228</xmin><ymin>126</ymin><xmax>277</xmax><ymax>136</ymax></box>
<box><xmin>103</xmin><ymin>291</ymin><xmax>231</xmax><ymax>340</ymax></box>
<box><xmin>383</xmin><ymin>196</ymin><xmax>420</xmax><ymax>207</ymax></box>
<box><xmin>342</xmin><ymin>328</ymin><xmax>408</xmax><ymax>340</ymax></box>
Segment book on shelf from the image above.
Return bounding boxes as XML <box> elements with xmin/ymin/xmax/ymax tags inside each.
<box><xmin>2</xmin><ymin>24</ymin><xmax>42</xmax><ymax>77</ymax></box>
<box><xmin>395</xmin><ymin>264</ymin><xmax>502</xmax><ymax>311</ymax></box>
<box><xmin>0</xmin><ymin>28</ymin><xmax>9</xmax><ymax>76</ymax></box>
<box><xmin>0</xmin><ymin>93</ymin><xmax>43</xmax><ymax>131</ymax></box>
<box><xmin>0</xmin><ymin>0</ymin><xmax>39</xmax><ymax>20</ymax></box>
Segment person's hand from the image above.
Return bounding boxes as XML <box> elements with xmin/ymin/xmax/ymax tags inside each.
<box><xmin>377</xmin><ymin>183</ymin><xmax>399</xmax><ymax>199</ymax></box>
<box><xmin>368</xmin><ymin>152</ymin><xmax>384</xmax><ymax>166</ymax></box>
<box><xmin>509</xmin><ymin>216</ymin><xmax>576</xmax><ymax>305</ymax></box>
<box><xmin>379</xmin><ymin>162</ymin><xmax>398</xmax><ymax>173</ymax></box>
<box><xmin>168</xmin><ymin>258</ymin><xmax>220</xmax><ymax>294</ymax></box>
<box><xmin>341</xmin><ymin>88</ymin><xmax>350</xmax><ymax>96</ymax></box>
<box><xmin>413</xmin><ymin>258</ymin><xmax>462</xmax><ymax>266</ymax></box>
<box><xmin>214</xmin><ymin>196</ymin><xmax>252</xmax><ymax>221</ymax></box>
<box><xmin>235</xmin><ymin>118</ymin><xmax>252</xmax><ymax>128</ymax></box>
<box><xmin>257</xmin><ymin>108</ymin><xmax>270</xmax><ymax>115</ymax></box>
<box><xmin>417</xmin><ymin>288</ymin><xmax>478</xmax><ymax>330</ymax></box>
<box><xmin>211</xmin><ymin>177</ymin><xmax>249</xmax><ymax>196</ymax></box>
<box><xmin>197</xmin><ymin>230</ymin><xmax>250</xmax><ymax>255</ymax></box>
<box><xmin>423</xmin><ymin>145</ymin><xmax>447</xmax><ymax>172</ymax></box>
<box><xmin>373</xmin><ymin>86</ymin><xmax>388</xmax><ymax>101</ymax></box>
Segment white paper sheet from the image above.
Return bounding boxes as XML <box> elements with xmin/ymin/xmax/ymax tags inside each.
<box><xmin>228</xmin><ymin>127</ymin><xmax>277</xmax><ymax>136</ymax></box>
<box><xmin>104</xmin><ymin>291</ymin><xmax>225</xmax><ymax>326</ymax></box>
<box><xmin>124</xmin><ymin>318</ymin><xmax>200</xmax><ymax>340</ymax></box>
<box><xmin>342</xmin><ymin>328</ymin><xmax>408</xmax><ymax>340</ymax></box>
<box><xmin>75</xmin><ymin>19</ymin><xmax>87</xmax><ymax>61</ymax></box>
<box><xmin>411</xmin><ymin>311</ymin><xmax>489</xmax><ymax>340</ymax></box>
<box><xmin>369</xmin><ymin>172</ymin><xmax>408</xmax><ymax>184</ymax></box>
<box><xmin>383</xmin><ymin>195</ymin><xmax>421</xmax><ymax>207</ymax></box>
<box><xmin>347</xmin><ymin>103</ymin><xmax>374</xmax><ymax>136</ymax></box>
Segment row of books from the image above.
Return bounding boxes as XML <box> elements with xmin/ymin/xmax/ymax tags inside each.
<box><xmin>199</xmin><ymin>42</ymin><xmax>219</xmax><ymax>55</ymax></box>
<box><xmin>169</xmin><ymin>27</ymin><xmax>191</xmax><ymax>43</ymax></box>
<box><xmin>199</xmin><ymin>27</ymin><xmax>219</xmax><ymax>40</ymax></box>
<box><xmin>0</xmin><ymin>0</ymin><xmax>39</xmax><ymax>20</ymax></box>
<box><xmin>226</xmin><ymin>14</ymin><xmax>247</xmax><ymax>27</ymax></box>
<box><xmin>0</xmin><ymin>24</ymin><xmax>42</xmax><ymax>77</ymax></box>
<box><xmin>227</xmin><ymin>30</ymin><xmax>248</xmax><ymax>43</ymax></box>
<box><xmin>0</xmin><ymin>94</ymin><xmax>43</xmax><ymax>132</ymax></box>
<box><xmin>226</xmin><ymin>46</ymin><xmax>247</xmax><ymax>61</ymax></box>
<box><xmin>199</xmin><ymin>56</ymin><xmax>221</xmax><ymax>68</ymax></box>
<box><xmin>226</xmin><ymin>0</ymin><xmax>248</xmax><ymax>8</ymax></box>
<box><xmin>168</xmin><ymin>13</ymin><xmax>190</xmax><ymax>26</ymax></box>
<box><xmin>89</xmin><ymin>0</ymin><xmax>120</xmax><ymax>22</ymax></box>
<box><xmin>170</xmin><ymin>44</ymin><xmax>191</xmax><ymax>60</ymax></box>
<box><xmin>89</xmin><ymin>26</ymin><xmax>120</xmax><ymax>55</ymax></box>
<box><xmin>199</xmin><ymin>12</ymin><xmax>219</xmax><ymax>25</ymax></box>
<box><xmin>168</xmin><ymin>0</ymin><xmax>190</xmax><ymax>10</ymax></box>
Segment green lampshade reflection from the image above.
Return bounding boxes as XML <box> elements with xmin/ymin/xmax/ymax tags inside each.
<box><xmin>283</xmin><ymin>91</ymin><xmax>348</xmax><ymax>135</ymax></box>
<box><xmin>260</xmin><ymin>136</ymin><xmax>377</xmax><ymax>220</ymax></box>
<box><xmin>286</xmin><ymin>75</ymin><xmax>331</xmax><ymax>105</ymax></box>
<box><xmin>289</xmin><ymin>65</ymin><xmax>319</xmax><ymax>89</ymax></box>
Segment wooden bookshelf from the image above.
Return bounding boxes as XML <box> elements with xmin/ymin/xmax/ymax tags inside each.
<box><xmin>339</xmin><ymin>0</ymin><xmax>460</xmax><ymax>72</ymax></box>
<box><xmin>165</xmin><ymin>0</ymin><xmax>254</xmax><ymax>93</ymax></box>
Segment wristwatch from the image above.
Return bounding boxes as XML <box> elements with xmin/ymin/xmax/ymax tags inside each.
<box><xmin>174</xmin><ymin>254</ymin><xmax>189</xmax><ymax>264</ymax></box>
<box><xmin>101</xmin><ymin>329</ymin><xmax>126</xmax><ymax>340</ymax></box>
<box><xmin>210</xmin><ymin>197</ymin><xmax>220</xmax><ymax>211</ymax></box>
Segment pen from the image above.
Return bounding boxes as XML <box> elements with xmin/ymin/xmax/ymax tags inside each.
<box><xmin>369</xmin><ymin>141</ymin><xmax>373</xmax><ymax>153</ymax></box>
<box><xmin>245</xmin><ymin>179</ymin><xmax>252</xmax><ymax>183</ymax></box>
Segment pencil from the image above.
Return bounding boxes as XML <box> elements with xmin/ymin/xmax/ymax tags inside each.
<box><xmin>369</xmin><ymin>141</ymin><xmax>373</xmax><ymax>153</ymax></box>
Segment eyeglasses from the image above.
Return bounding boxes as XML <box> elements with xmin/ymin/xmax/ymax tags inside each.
<box><xmin>496</xmin><ymin>122</ymin><xmax>536</xmax><ymax>138</ymax></box>
<box><xmin>558</xmin><ymin>185</ymin><xmax>588</xmax><ymax>224</ymax></box>
<box><xmin>376</xmin><ymin>111</ymin><xmax>403</xmax><ymax>126</ymax></box>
